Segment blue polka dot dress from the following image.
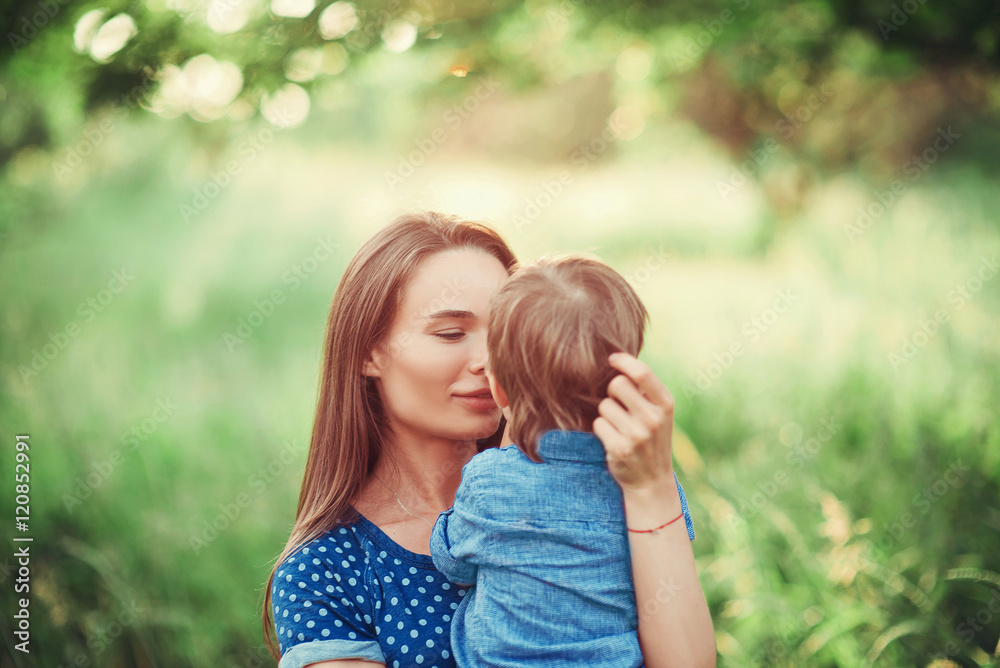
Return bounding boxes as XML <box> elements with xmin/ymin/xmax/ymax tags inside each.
<box><xmin>274</xmin><ymin>509</ymin><xmax>469</xmax><ymax>668</ymax></box>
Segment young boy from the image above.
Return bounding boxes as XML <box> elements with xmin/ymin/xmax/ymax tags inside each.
<box><xmin>430</xmin><ymin>254</ymin><xmax>695</xmax><ymax>667</ymax></box>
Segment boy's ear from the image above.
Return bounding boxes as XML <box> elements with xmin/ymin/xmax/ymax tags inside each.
<box><xmin>486</xmin><ymin>369</ymin><xmax>509</xmax><ymax>409</ymax></box>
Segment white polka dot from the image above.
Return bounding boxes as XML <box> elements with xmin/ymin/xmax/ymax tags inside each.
<box><xmin>391</xmin><ymin>597</ymin><xmax>399</xmax><ymax>605</ymax></box>
<box><xmin>342</xmin><ymin>560</ymin><xmax>350</xmax><ymax>568</ymax></box>
<box><xmin>313</xmin><ymin>558</ymin><xmax>320</xmax><ymax>565</ymax></box>
<box><xmin>409</xmin><ymin>567</ymin><xmax>417</xmax><ymax>574</ymax></box>
<box><xmin>397</xmin><ymin>621</ymin><xmax>404</xmax><ymax>630</ymax></box>
<box><xmin>293</xmin><ymin>614</ymin><xmax>300</xmax><ymax>622</ymax></box>
<box><xmin>441</xmin><ymin>583</ymin><xmax>450</xmax><ymax>590</ymax></box>
<box><xmin>303</xmin><ymin>548</ymin><xmax>310</xmax><ymax>554</ymax></box>
<box><xmin>418</xmin><ymin>619</ymin><xmax>427</xmax><ymax>626</ymax></box>
<box><xmin>426</xmin><ymin>639</ymin><xmax>434</xmax><ymax>648</ymax></box>
<box><xmin>322</xmin><ymin>628</ymin><xmax>330</xmax><ymax>637</ymax></box>
<box><xmin>384</xmin><ymin>576</ymin><xmax>392</xmax><ymax>583</ymax></box>
<box><xmin>297</xmin><ymin>633</ymin><xmax>304</xmax><ymax>641</ymax></box>
<box><xmin>386</xmin><ymin>636</ymin><xmax>395</xmax><ymax>645</ymax></box>
<box><xmin>303</xmin><ymin>601</ymin><xmax>312</xmax><ymax>608</ymax></box>
<box><xmin>334</xmin><ymin>619</ymin><xmax>342</xmax><ymax>627</ymax></box>
<box><xmin>435</xmin><ymin>626</ymin><xmax>442</xmax><ymax>634</ymax></box>
<box><xmin>298</xmin><ymin>564</ymin><xmax>305</xmax><ymax>571</ymax></box>
<box><xmin>319</xmin><ymin>608</ymin><xmax>328</xmax><ymax>616</ymax></box>
<box><xmin>425</xmin><ymin>575</ymin><xmax>434</xmax><ymax>582</ymax></box>
<box><xmin>344</xmin><ymin>541</ymin><xmax>352</xmax><ymax>548</ymax></box>
<box><xmin>307</xmin><ymin>621</ymin><xmax>315</xmax><ymax>628</ymax></box>
<box><xmin>442</xmin><ymin>649</ymin><xmax>450</xmax><ymax>658</ymax></box>
<box><xmin>416</xmin><ymin>655</ymin><xmax>424</xmax><ymax>664</ymax></box>
<box><xmin>410</xmin><ymin>629</ymin><xmax>418</xmax><ymax>638</ymax></box>
<box><xmin>401</xmin><ymin>645</ymin><xmax>409</xmax><ymax>654</ymax></box>
<box><xmin>385</xmin><ymin>614</ymin><xmax>392</xmax><ymax>622</ymax></box>
<box><xmin>282</xmin><ymin>610</ymin><xmax>288</xmax><ymax>618</ymax></box>
<box><xmin>426</xmin><ymin>606</ymin><xmax>434</xmax><ymax>613</ymax></box>
<box><xmin>325</xmin><ymin>571</ymin><xmax>333</xmax><ymax>579</ymax></box>
<box><xmin>402</xmin><ymin>578</ymin><xmax>410</xmax><ymax>585</ymax></box>
<box><xmin>349</xmin><ymin>578</ymin><xmax>357</xmax><ymax>586</ymax></box>
<box><xmin>411</xmin><ymin>599</ymin><xmax>418</xmax><ymax>607</ymax></box>
<box><xmin>349</xmin><ymin>632</ymin><xmax>357</xmax><ymax>640</ymax></box>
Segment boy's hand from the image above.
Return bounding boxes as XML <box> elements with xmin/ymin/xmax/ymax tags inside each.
<box><xmin>594</xmin><ymin>352</ymin><xmax>675</xmax><ymax>492</ymax></box>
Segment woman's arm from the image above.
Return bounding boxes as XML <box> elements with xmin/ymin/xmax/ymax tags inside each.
<box><xmin>594</xmin><ymin>353</ymin><xmax>717</xmax><ymax>668</ymax></box>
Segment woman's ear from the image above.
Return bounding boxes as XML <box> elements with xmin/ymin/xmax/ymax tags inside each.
<box><xmin>363</xmin><ymin>345</ymin><xmax>385</xmax><ymax>378</ymax></box>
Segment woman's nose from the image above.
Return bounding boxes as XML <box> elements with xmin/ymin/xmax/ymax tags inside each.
<box><xmin>469</xmin><ymin>335</ymin><xmax>488</xmax><ymax>373</ymax></box>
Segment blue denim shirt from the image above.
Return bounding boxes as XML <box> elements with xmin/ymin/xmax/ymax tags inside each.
<box><xmin>430</xmin><ymin>430</ymin><xmax>695</xmax><ymax>667</ymax></box>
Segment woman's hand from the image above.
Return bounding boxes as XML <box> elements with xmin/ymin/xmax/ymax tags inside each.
<box><xmin>596</xmin><ymin>352</ymin><xmax>717</xmax><ymax>667</ymax></box>
<box><xmin>594</xmin><ymin>352</ymin><xmax>675</xmax><ymax>492</ymax></box>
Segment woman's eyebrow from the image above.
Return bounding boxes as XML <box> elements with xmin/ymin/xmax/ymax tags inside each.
<box><xmin>425</xmin><ymin>309</ymin><xmax>476</xmax><ymax>321</ymax></box>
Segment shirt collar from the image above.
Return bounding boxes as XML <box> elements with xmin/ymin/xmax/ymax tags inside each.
<box><xmin>535</xmin><ymin>430</ymin><xmax>606</xmax><ymax>464</ymax></box>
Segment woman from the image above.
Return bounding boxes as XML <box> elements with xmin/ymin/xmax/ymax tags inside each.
<box><xmin>261</xmin><ymin>211</ymin><xmax>716</xmax><ymax>668</ymax></box>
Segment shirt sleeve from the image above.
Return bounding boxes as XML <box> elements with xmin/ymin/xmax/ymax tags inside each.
<box><xmin>674</xmin><ymin>471</ymin><xmax>696</xmax><ymax>541</ymax></box>
<box><xmin>274</xmin><ymin>540</ymin><xmax>386</xmax><ymax>668</ymax></box>
<box><xmin>430</xmin><ymin>457</ymin><xmax>492</xmax><ymax>586</ymax></box>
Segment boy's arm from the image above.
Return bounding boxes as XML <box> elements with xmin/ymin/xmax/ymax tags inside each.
<box><xmin>430</xmin><ymin>459</ymin><xmax>492</xmax><ymax>587</ymax></box>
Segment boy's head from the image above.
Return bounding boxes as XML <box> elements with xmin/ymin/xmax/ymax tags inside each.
<box><xmin>486</xmin><ymin>254</ymin><xmax>648</xmax><ymax>462</ymax></box>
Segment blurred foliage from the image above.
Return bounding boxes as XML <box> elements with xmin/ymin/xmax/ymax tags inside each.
<box><xmin>2</xmin><ymin>0</ymin><xmax>1000</xmax><ymax>173</ymax></box>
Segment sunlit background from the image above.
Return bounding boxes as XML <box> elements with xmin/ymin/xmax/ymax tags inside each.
<box><xmin>2</xmin><ymin>1</ymin><xmax>1000</xmax><ymax>666</ymax></box>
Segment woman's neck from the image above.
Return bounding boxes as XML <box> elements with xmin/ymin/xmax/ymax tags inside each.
<box><xmin>362</xmin><ymin>431</ymin><xmax>478</xmax><ymax>516</ymax></box>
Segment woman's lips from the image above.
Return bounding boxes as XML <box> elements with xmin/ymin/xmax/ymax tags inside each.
<box><xmin>454</xmin><ymin>392</ymin><xmax>497</xmax><ymax>411</ymax></box>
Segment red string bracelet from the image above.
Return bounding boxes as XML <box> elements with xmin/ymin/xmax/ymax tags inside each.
<box><xmin>627</xmin><ymin>510</ymin><xmax>684</xmax><ymax>534</ymax></box>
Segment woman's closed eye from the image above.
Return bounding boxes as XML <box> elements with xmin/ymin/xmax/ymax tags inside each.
<box><xmin>434</xmin><ymin>331</ymin><xmax>465</xmax><ymax>341</ymax></box>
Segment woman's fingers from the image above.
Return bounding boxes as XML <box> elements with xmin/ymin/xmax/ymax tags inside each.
<box><xmin>606</xmin><ymin>375</ymin><xmax>660</xmax><ymax>426</ymax></box>
<box><xmin>609</xmin><ymin>352</ymin><xmax>675</xmax><ymax>413</ymax></box>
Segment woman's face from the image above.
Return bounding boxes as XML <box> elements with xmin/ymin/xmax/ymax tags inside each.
<box><xmin>365</xmin><ymin>248</ymin><xmax>509</xmax><ymax>445</ymax></box>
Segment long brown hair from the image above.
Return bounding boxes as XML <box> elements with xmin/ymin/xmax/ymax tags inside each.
<box><xmin>261</xmin><ymin>211</ymin><xmax>517</xmax><ymax>661</ymax></box>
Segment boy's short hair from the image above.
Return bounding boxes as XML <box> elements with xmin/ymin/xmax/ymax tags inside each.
<box><xmin>487</xmin><ymin>254</ymin><xmax>648</xmax><ymax>462</ymax></box>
